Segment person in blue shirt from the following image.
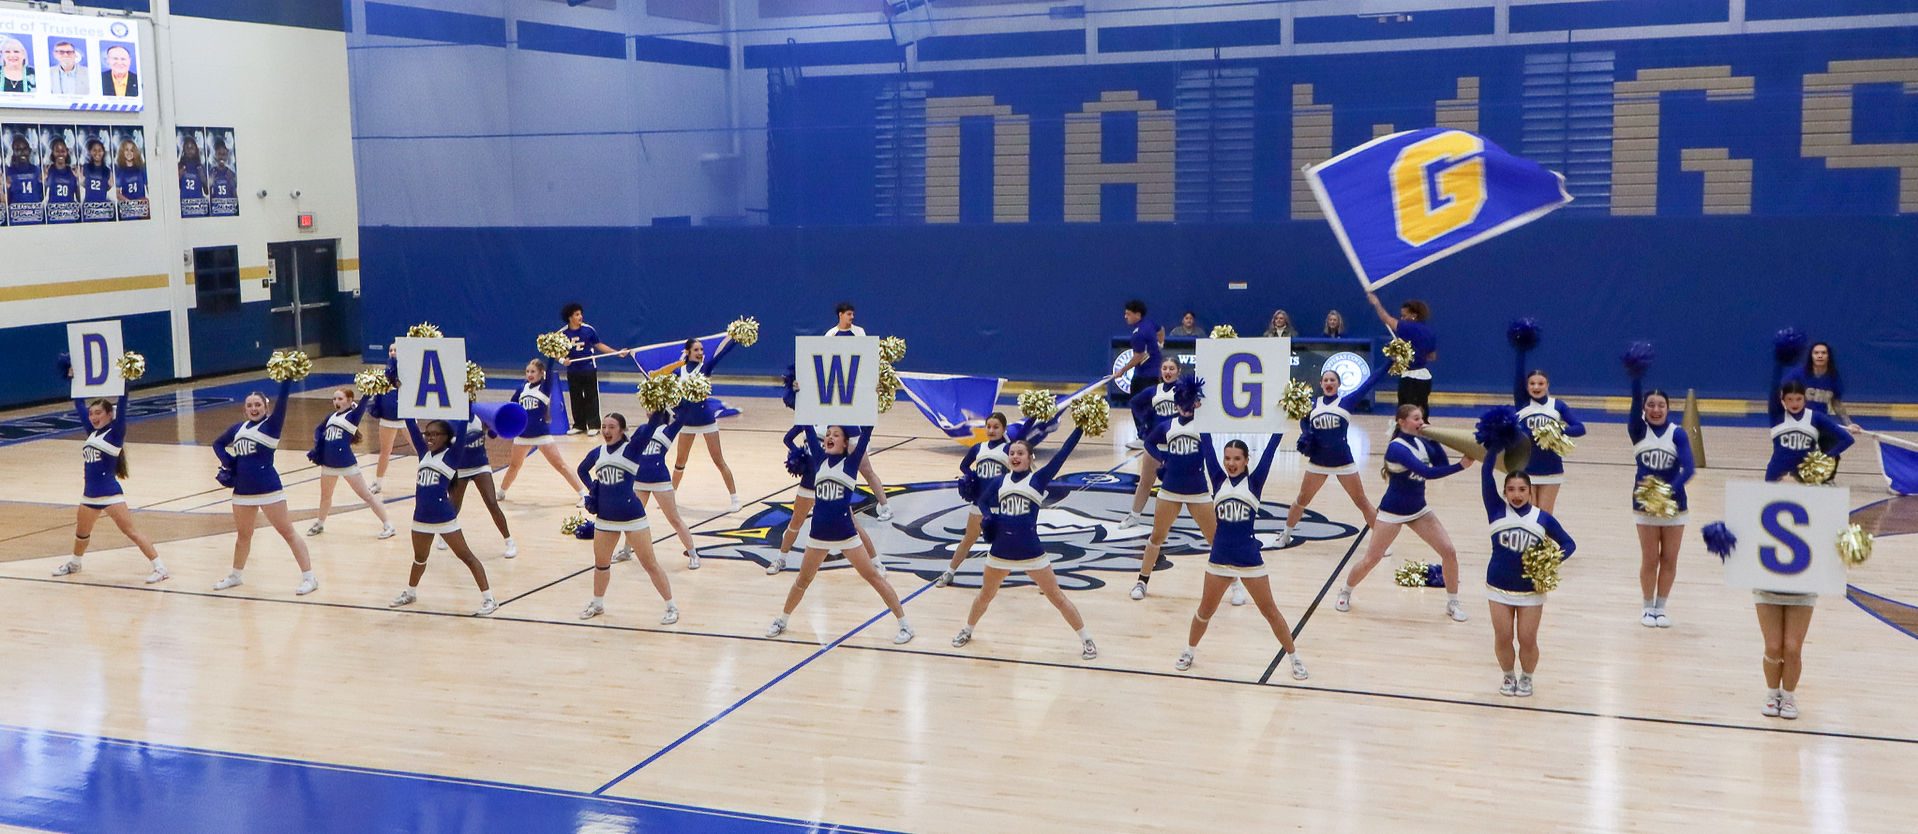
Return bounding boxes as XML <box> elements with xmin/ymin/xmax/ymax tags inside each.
<box><xmin>114</xmin><ymin>137</ymin><xmax>146</xmax><ymax>203</ymax></box>
<box><xmin>1767</xmin><ymin>379</ymin><xmax>1854</xmax><ymax>483</ymax></box>
<box><xmin>934</xmin><ymin>411</ymin><xmax>1050</xmax><ymax>588</ymax></box>
<box><xmin>367</xmin><ymin>345</ymin><xmax>403</xmax><ymax>494</ymax></box>
<box><xmin>767</xmin><ymin>426</ymin><xmax>914</xmax><ymax>644</ymax></box>
<box><xmin>1177</xmin><ymin>434</ymin><xmax>1309</xmax><ymax>679</ymax></box>
<box><xmin>1333</xmin><ymin>404</ymin><xmax>1475</xmax><ymax>622</ymax></box>
<box><xmin>1480</xmin><ymin>455</ymin><xmax>1577</xmax><ymax>698</ymax></box>
<box><xmin>610</xmin><ymin>407</ymin><xmax>700</xmax><ymax>570</ymax></box>
<box><xmin>44</xmin><ymin>136</ymin><xmax>79</xmax><ymax>216</ymax></box>
<box><xmin>1280</xmin><ymin>359</ymin><xmax>1389</xmax><ymax>547</ymax></box>
<box><xmin>1131</xmin><ymin>376</ymin><xmax>1227</xmax><ymax>603</ymax></box>
<box><xmin>177</xmin><ymin>133</ymin><xmax>205</xmax><ymax>201</ymax></box>
<box><xmin>6</xmin><ymin>133</ymin><xmax>42</xmax><ymax>215</ymax></box>
<box><xmin>498</xmin><ymin>356</ymin><xmax>588</xmax><ymax>502</ymax></box>
<box><xmin>952</xmin><ymin>428</ymin><xmax>1095</xmax><ymax>659</ymax></box>
<box><xmin>80</xmin><ymin>137</ymin><xmax>111</xmax><ymax>204</ymax></box>
<box><xmin>389</xmin><ymin>419</ymin><xmax>496</xmax><ymax>616</ymax></box>
<box><xmin>662</xmin><ymin>335</ymin><xmax>741</xmax><ymax>513</ymax></box>
<box><xmin>1115</xmin><ymin>299</ymin><xmax>1164</xmax><ymax>448</ymax></box>
<box><xmin>560</xmin><ymin>302</ymin><xmax>624</xmax><ymax>436</ymax></box>
<box><xmin>305</xmin><ymin>387</ymin><xmax>396</xmax><ymax>540</ymax></box>
<box><xmin>53</xmin><ymin>395</ymin><xmax>167</xmax><ymax>584</ymax></box>
<box><xmin>576</xmin><ymin>412</ymin><xmax>679</xmax><ymax>624</ymax></box>
<box><xmin>822</xmin><ymin>302</ymin><xmax>895</xmax><ymax>521</ymax></box>
<box><xmin>765</xmin><ymin>417</ymin><xmax>882</xmax><ymax>576</ymax></box>
<box><xmin>1783</xmin><ymin>342</ymin><xmax>1862</xmax><ymax>431</ymax></box>
<box><xmin>446</xmin><ymin>404</ymin><xmax>516</xmax><ymax>559</ymax></box>
<box><xmin>1512</xmin><ymin>362</ymin><xmax>1586</xmax><ymax>515</ymax></box>
<box><xmin>1625</xmin><ymin>372</ymin><xmax>1693</xmax><ymax>629</ymax></box>
<box><xmin>1121</xmin><ymin>356</ymin><xmax>1183</xmax><ymax>529</ymax></box>
<box><xmin>1366</xmin><ymin>293</ymin><xmax>1436</xmax><ymax>413</ymax></box>
<box><xmin>211</xmin><ymin>382</ymin><xmax>317</xmax><ymax>595</ymax></box>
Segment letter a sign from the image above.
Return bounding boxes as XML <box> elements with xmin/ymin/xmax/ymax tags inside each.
<box><xmin>396</xmin><ymin>336</ymin><xmax>469</xmax><ymax>420</ymax></box>
<box><xmin>794</xmin><ymin>336</ymin><xmax>880</xmax><ymax>426</ymax></box>
<box><xmin>1190</xmin><ymin>337</ymin><xmax>1291</xmax><ymax>433</ymax></box>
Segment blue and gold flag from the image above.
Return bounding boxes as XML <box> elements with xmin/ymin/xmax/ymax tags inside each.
<box><xmin>1305</xmin><ymin>128</ymin><xmax>1570</xmax><ymax>290</ymax></box>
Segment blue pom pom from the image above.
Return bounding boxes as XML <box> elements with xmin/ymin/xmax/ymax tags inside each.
<box><xmin>980</xmin><ymin>515</ymin><xmax>999</xmax><ymax>543</ymax></box>
<box><xmin>1774</xmin><ymin>328</ymin><xmax>1808</xmax><ymax>365</ymax></box>
<box><xmin>1424</xmin><ymin>563</ymin><xmax>1446</xmax><ymax>588</ymax></box>
<box><xmin>573</xmin><ymin>520</ymin><xmax>596</xmax><ymax>540</ymax></box>
<box><xmin>1702</xmin><ymin>521</ymin><xmax>1736</xmax><ymax>560</ymax></box>
<box><xmin>780</xmin><ymin>364</ymin><xmax>797</xmax><ymax>410</ymax></box>
<box><xmin>1621</xmin><ymin>341</ymin><xmax>1657</xmax><ymax>379</ymax></box>
<box><xmin>784</xmin><ymin>447</ymin><xmax>808</xmax><ymax>477</ymax></box>
<box><xmin>305</xmin><ymin>447</ymin><xmax>322</xmax><ymax>465</ymax></box>
<box><xmin>1507</xmin><ymin>318</ymin><xmax>1542</xmax><ymax>352</ymax></box>
<box><xmin>957</xmin><ymin>471</ymin><xmax>982</xmax><ymax>503</ymax></box>
<box><xmin>215</xmin><ymin>468</ymin><xmax>234</xmax><ymax>489</ymax></box>
<box><xmin>1172</xmin><ymin>376</ymin><xmax>1206</xmax><ymax>412</ymax></box>
<box><xmin>583</xmin><ymin>494</ymin><xmax>598</xmax><ymax>516</ymax></box>
<box><xmin>1296</xmin><ymin>430</ymin><xmax>1319</xmax><ymax>457</ymax></box>
<box><xmin>1473</xmin><ymin>406</ymin><xmax>1523</xmax><ymax>451</ymax></box>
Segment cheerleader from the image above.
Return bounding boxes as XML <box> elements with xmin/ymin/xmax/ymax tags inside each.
<box><xmin>1177</xmin><ymin>434</ymin><xmax>1308</xmax><ymax>678</ymax></box>
<box><xmin>1767</xmin><ymin>379</ymin><xmax>1855</xmax><ymax>483</ymax></box>
<box><xmin>935</xmin><ymin>411</ymin><xmax>1048</xmax><ymax>588</ymax></box>
<box><xmin>767</xmin><ymin>426</ymin><xmax>913</xmax><ymax>644</ymax></box>
<box><xmin>1481</xmin><ymin>456</ymin><xmax>1577</xmax><ymax>697</ymax></box>
<box><xmin>575</xmin><ymin>413</ymin><xmax>678</xmax><ymax>624</ymax></box>
<box><xmin>1784</xmin><ymin>342</ymin><xmax>1864</xmax><ymax>431</ymax></box>
<box><xmin>1512</xmin><ymin>359</ymin><xmax>1586</xmax><ymax>514</ymax></box>
<box><xmin>305</xmin><ymin>388</ymin><xmax>397</xmax><ymax>539</ymax></box>
<box><xmin>1120</xmin><ymin>357</ymin><xmax>1183</xmax><ymax>529</ymax></box>
<box><xmin>1333</xmin><ymin>405</ymin><xmax>1473</xmax><ymax>621</ymax></box>
<box><xmin>1130</xmin><ymin>377</ymin><xmax>1237</xmax><ymax>604</ymax></box>
<box><xmin>368</xmin><ymin>346</ymin><xmax>403</xmax><ymax>494</ymax></box>
<box><xmin>1280</xmin><ymin>360</ymin><xmax>1389</xmax><ymax>546</ymax></box>
<box><xmin>211</xmin><ymin>381</ymin><xmax>317</xmax><ymax>595</ymax></box>
<box><xmin>52</xmin><ymin>395</ymin><xmax>167</xmax><ymax>583</ymax></box>
<box><xmin>617</xmin><ymin>407</ymin><xmax>701</xmax><ymax>569</ymax></box>
<box><xmin>496</xmin><ymin>357</ymin><xmax>587</xmax><ymax>502</ymax></box>
<box><xmin>1364</xmin><ymin>293</ymin><xmax>1436</xmax><ymax>412</ymax></box>
<box><xmin>389</xmin><ymin>419</ymin><xmax>496</xmax><ymax>615</ymax></box>
<box><xmin>1627</xmin><ymin>372</ymin><xmax>1693</xmax><ymax>628</ymax></box>
<box><xmin>951</xmin><ymin>428</ymin><xmax>1094</xmax><ymax>659</ymax></box>
<box><xmin>824</xmin><ymin>307</ymin><xmax>896</xmax><ymax>521</ymax></box>
<box><xmin>445</xmin><ymin>410</ymin><xmax>517</xmax><ymax>559</ymax></box>
<box><xmin>765</xmin><ymin>390</ymin><xmax>881</xmax><ymax>576</ymax></box>
<box><xmin>665</xmin><ymin>337</ymin><xmax>742</xmax><ymax>512</ymax></box>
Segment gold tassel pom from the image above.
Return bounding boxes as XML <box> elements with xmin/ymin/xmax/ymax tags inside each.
<box><xmin>117</xmin><ymin>351</ymin><xmax>146</xmax><ymax>382</ymax></box>
<box><xmin>1209</xmin><ymin>324</ymin><xmax>1238</xmax><ymax>339</ymax></box>
<box><xmin>1531</xmin><ymin>419</ymin><xmax>1577</xmax><ymax>456</ymax></box>
<box><xmin>879</xmin><ymin>336</ymin><xmax>908</xmax><ymax>365</ymax></box>
<box><xmin>1520</xmin><ymin>539</ymin><xmax>1564</xmax><ymax>593</ymax></box>
<box><xmin>266</xmin><ymin>350</ymin><xmax>312</xmax><ymax>382</ymax></box>
<box><xmin>407</xmin><ymin>322</ymin><xmax>442</xmax><ymax>338</ymax></box>
<box><xmin>1068</xmin><ymin>395</ymin><xmax>1110</xmax><ymax>437</ymax></box>
<box><xmin>876</xmin><ymin>362</ymin><xmax>902</xmax><ymax>413</ymax></box>
<box><xmin>1281</xmin><ymin>379</ymin><xmax>1314</xmax><ymax>421</ymax></box>
<box><xmin>1393</xmin><ymin>560</ymin><xmax>1428</xmax><ymax>588</ymax></box>
<box><xmin>638</xmin><ymin>374</ymin><xmax>682</xmax><ymax>414</ymax></box>
<box><xmin>354</xmin><ymin>368</ymin><xmax>394</xmax><ymax>397</ymax></box>
<box><xmin>1796</xmin><ymin>450</ymin><xmax>1838</xmax><ymax>485</ymax></box>
<box><xmin>560</xmin><ymin>513</ymin><xmax>586</xmax><ymax>536</ymax></box>
<box><xmin>1018</xmin><ymin>389</ymin><xmax>1057</xmax><ymax>422</ymax></box>
<box><xmin>536</xmin><ymin>331</ymin><xmax>572</xmax><ymax>360</ymax></box>
<box><xmin>1835</xmin><ymin>524</ymin><xmax>1873</xmax><ymax>567</ymax></box>
<box><xmin>727</xmin><ymin>317</ymin><xmax>760</xmax><ymax>348</ymax></box>
<box><xmin>463</xmin><ymin>362</ymin><xmax>486</xmax><ymax>399</ymax></box>
<box><xmin>1632</xmin><ymin>475</ymin><xmax>1678</xmax><ymax>518</ymax></box>
<box><xmin>678</xmin><ymin>370</ymin><xmax>712</xmax><ymax>403</ymax></box>
<box><xmin>1384</xmin><ymin>338</ymin><xmax>1414</xmax><ymax>376</ymax></box>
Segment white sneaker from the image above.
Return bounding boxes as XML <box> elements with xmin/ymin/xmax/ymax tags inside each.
<box><xmin>586</xmin><ymin>428</ymin><xmax>599</xmax><ymax>437</ymax></box>
<box><xmin>1289</xmin><ymin>655</ymin><xmax>1310</xmax><ymax>680</ymax></box>
<box><xmin>1120</xmin><ymin>512</ymin><xmax>1142</xmax><ymax>529</ymax></box>
<box><xmin>1762</xmin><ymin>691</ymin><xmax>1782</xmax><ymax>717</ymax></box>
<box><xmin>894</xmin><ymin>623</ymin><xmax>914</xmax><ymax>644</ymax></box>
<box><xmin>1230</xmin><ymin>580</ymin><xmax>1248</xmax><ymax>606</ymax></box>
<box><xmin>580</xmin><ymin>600</ymin><xmax>604</xmax><ymax>620</ymax></box>
<box><xmin>1779</xmin><ymin>693</ymin><xmax>1798</xmax><ymax>720</ymax></box>
<box><xmin>389</xmin><ymin>589</ymin><xmax>417</xmax><ymax>608</ymax></box>
<box><xmin>875</xmin><ymin>504</ymin><xmax>894</xmax><ymax>522</ymax></box>
<box><xmin>144</xmin><ymin>566</ymin><xmax>169</xmax><ymax>585</ymax></box>
<box><xmin>476</xmin><ymin>597</ymin><xmax>498</xmax><ymax>616</ymax></box>
<box><xmin>370</xmin><ymin>479</ymin><xmax>383</xmax><ymax>494</ymax></box>
<box><xmin>1276</xmin><ymin>528</ymin><xmax>1293</xmax><ymax>549</ymax></box>
<box><xmin>1334</xmin><ymin>588</ymin><xmax>1351</xmax><ymax>612</ymax></box>
<box><xmin>503</xmin><ymin>539</ymin><xmax>518</xmax><ymax>559</ymax></box>
<box><xmin>52</xmin><ymin>560</ymin><xmax>82</xmax><ymax>577</ymax></box>
<box><xmin>934</xmin><ymin>569</ymin><xmax>956</xmax><ymax>588</ymax></box>
<box><xmin>377</xmin><ymin>524</ymin><xmax>397</xmax><ymax>540</ymax></box>
<box><xmin>1515</xmin><ymin>675</ymin><xmax>1534</xmax><ymax>697</ymax></box>
<box><xmin>687</xmin><ymin>550</ymin><xmax>701</xmax><ymax>570</ymax></box>
<box><xmin>728</xmin><ymin>495</ymin><xmax>741</xmax><ymax>513</ymax></box>
<box><xmin>611</xmin><ymin>546</ymin><xmax>633</xmax><ymax>563</ymax></box>
<box><xmin>1653</xmin><ymin>611</ymin><xmax>1671</xmax><ymax>628</ymax></box>
<box><xmin>766</xmin><ymin>617</ymin><xmax>787</xmax><ymax>638</ymax></box>
<box><xmin>295</xmin><ymin>576</ymin><xmax>319</xmax><ymax>596</ymax></box>
<box><xmin>873</xmin><ymin>558</ymin><xmax>887</xmax><ymax>577</ymax></box>
<box><xmin>1641</xmin><ymin>611</ymin><xmax>1659</xmax><ymax>628</ymax></box>
<box><xmin>435</xmin><ymin>537</ymin><xmax>448</xmax><ymax>551</ymax></box>
<box><xmin>765</xmin><ymin>554</ymin><xmax>786</xmax><ymax>575</ymax></box>
<box><xmin>495</xmin><ymin>488</ymin><xmax>508</xmax><ymax>503</ymax></box>
<box><xmin>566</xmin><ymin>428</ymin><xmax>585</xmax><ymax>436</ymax></box>
<box><xmin>951</xmin><ymin>626</ymin><xmax>973</xmax><ymax>647</ymax></box>
<box><xmin>213</xmin><ymin>572</ymin><xmax>243</xmax><ymax>591</ymax></box>
<box><xmin>1129</xmin><ymin>581</ymin><xmax>1147</xmax><ymax>600</ymax></box>
<box><xmin>1500</xmin><ymin>674</ymin><xmax>1517</xmax><ymax>696</ymax></box>
<box><xmin>1446</xmin><ymin>600</ymin><xmax>1468</xmax><ymax>622</ymax></box>
<box><xmin>661</xmin><ymin>604</ymin><xmax>680</xmax><ymax>625</ymax></box>
<box><xmin>1175</xmin><ymin>648</ymin><xmax>1195</xmax><ymax>671</ymax></box>
<box><xmin>1081</xmin><ymin>638</ymin><xmax>1099</xmax><ymax>660</ymax></box>
<box><xmin>305</xmin><ymin>521</ymin><xmax>324</xmax><ymax>536</ymax></box>
<box><xmin>1125</xmin><ymin>439</ymin><xmax>1144</xmax><ymax>450</ymax></box>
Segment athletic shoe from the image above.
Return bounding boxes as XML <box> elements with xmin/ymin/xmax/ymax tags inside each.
<box><xmin>377</xmin><ymin>524</ymin><xmax>397</xmax><ymax>540</ymax></box>
<box><xmin>873</xmin><ymin>558</ymin><xmax>888</xmax><ymax>577</ymax></box>
<box><xmin>295</xmin><ymin>576</ymin><xmax>319</xmax><ymax>596</ymax></box>
<box><xmin>1446</xmin><ymin>600</ymin><xmax>1468</xmax><ymax>622</ymax></box>
<box><xmin>305</xmin><ymin>522</ymin><xmax>324</xmax><ymax>536</ymax></box>
<box><xmin>1276</xmin><ymin>528</ymin><xmax>1293</xmax><ymax>549</ymax></box>
<box><xmin>52</xmin><ymin>560</ymin><xmax>81</xmax><ymax>577</ymax></box>
<box><xmin>766</xmin><ymin>617</ymin><xmax>787</xmax><ymax>638</ymax></box>
<box><xmin>951</xmin><ymin>626</ymin><xmax>973</xmax><ymax>647</ymax></box>
<box><xmin>1641</xmin><ymin>611</ymin><xmax>1659</xmax><ymax>628</ymax></box>
<box><xmin>765</xmin><ymin>555</ymin><xmax>785</xmax><ymax>575</ymax></box>
<box><xmin>686</xmin><ymin>550</ymin><xmax>701</xmax><ymax>570</ymax></box>
<box><xmin>661</xmin><ymin>605</ymin><xmax>680</xmax><ymax>625</ymax></box>
<box><xmin>1653</xmin><ymin>612</ymin><xmax>1672</xmax><ymax>628</ymax></box>
<box><xmin>503</xmin><ymin>538</ymin><xmax>518</xmax><ymax>559</ymax></box>
<box><xmin>370</xmin><ymin>479</ymin><xmax>383</xmax><ymax>494</ymax></box>
<box><xmin>143</xmin><ymin>566</ymin><xmax>169</xmax><ymax>585</ymax></box>
<box><xmin>1119</xmin><ymin>512</ymin><xmax>1141</xmax><ymax>529</ymax></box>
<box><xmin>1779</xmin><ymin>693</ymin><xmax>1798</xmax><ymax>720</ymax></box>
<box><xmin>1334</xmin><ymin>588</ymin><xmax>1351</xmax><ymax>612</ymax></box>
<box><xmin>586</xmin><ymin>428</ymin><xmax>599</xmax><ymax>437</ymax></box>
<box><xmin>876</xmin><ymin>504</ymin><xmax>894</xmax><ymax>522</ymax></box>
<box><xmin>213</xmin><ymin>573</ymin><xmax>243</xmax><ymax>591</ymax></box>
<box><xmin>580</xmin><ymin>600</ymin><xmax>604</xmax><ymax>620</ymax></box>
<box><xmin>1500</xmin><ymin>674</ymin><xmax>1517</xmax><ymax>696</ymax></box>
<box><xmin>894</xmin><ymin>623</ymin><xmax>914</xmax><ymax>644</ymax></box>
<box><xmin>1175</xmin><ymin>648</ymin><xmax>1195</xmax><ymax>671</ymax></box>
<box><xmin>1129</xmin><ymin>581</ymin><xmax>1147</xmax><ymax>600</ymax></box>
<box><xmin>1515</xmin><ymin>675</ymin><xmax>1534</xmax><ymax>697</ymax></box>
<box><xmin>1081</xmin><ymin>639</ymin><xmax>1099</xmax><ymax>660</ymax></box>
<box><xmin>495</xmin><ymin>488</ymin><xmax>508</xmax><ymax>503</ymax></box>
<box><xmin>1289</xmin><ymin>656</ymin><xmax>1310</xmax><ymax>680</ymax></box>
<box><xmin>389</xmin><ymin>589</ymin><xmax>417</xmax><ymax>608</ymax></box>
<box><xmin>611</xmin><ymin>546</ymin><xmax>633</xmax><ymax>563</ymax></box>
<box><xmin>566</xmin><ymin>428</ymin><xmax>585</xmax><ymax>436</ymax></box>
<box><xmin>476</xmin><ymin>598</ymin><xmax>499</xmax><ymax>616</ymax></box>
<box><xmin>934</xmin><ymin>569</ymin><xmax>956</xmax><ymax>588</ymax></box>
<box><xmin>1762</xmin><ymin>691</ymin><xmax>1782</xmax><ymax>717</ymax></box>
<box><xmin>1230</xmin><ymin>580</ymin><xmax>1248</xmax><ymax>607</ymax></box>
<box><xmin>1124</xmin><ymin>439</ymin><xmax>1144</xmax><ymax>450</ymax></box>
<box><xmin>728</xmin><ymin>495</ymin><xmax>741</xmax><ymax>513</ymax></box>
<box><xmin>435</xmin><ymin>537</ymin><xmax>448</xmax><ymax>551</ymax></box>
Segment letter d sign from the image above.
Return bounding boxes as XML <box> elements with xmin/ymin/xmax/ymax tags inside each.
<box><xmin>67</xmin><ymin>320</ymin><xmax>126</xmax><ymax>398</ymax></box>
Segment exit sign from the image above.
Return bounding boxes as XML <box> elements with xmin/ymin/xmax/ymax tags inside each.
<box><xmin>297</xmin><ymin>213</ymin><xmax>315</xmax><ymax>230</ymax></box>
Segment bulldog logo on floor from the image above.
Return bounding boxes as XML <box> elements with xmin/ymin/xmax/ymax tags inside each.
<box><xmin>704</xmin><ymin>472</ymin><xmax>1360</xmax><ymax>590</ymax></box>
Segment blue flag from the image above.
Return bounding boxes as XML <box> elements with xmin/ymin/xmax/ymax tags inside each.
<box><xmin>896</xmin><ymin>372</ymin><xmax>1005</xmax><ymax>445</ymax></box>
<box><xmin>1305</xmin><ymin>128</ymin><xmax>1571</xmax><ymax>290</ymax></box>
<box><xmin>1879</xmin><ymin>436</ymin><xmax>1918</xmax><ymax>496</ymax></box>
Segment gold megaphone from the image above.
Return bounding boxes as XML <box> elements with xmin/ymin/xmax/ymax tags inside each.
<box><xmin>1420</xmin><ymin>426</ymin><xmax>1531</xmax><ymax>474</ymax></box>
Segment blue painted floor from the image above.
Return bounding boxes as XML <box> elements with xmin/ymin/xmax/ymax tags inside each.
<box><xmin>0</xmin><ymin>724</ymin><xmax>895</xmax><ymax>834</ymax></box>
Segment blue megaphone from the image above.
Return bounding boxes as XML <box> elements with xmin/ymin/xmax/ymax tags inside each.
<box><xmin>472</xmin><ymin>401</ymin><xmax>528</xmax><ymax>439</ymax></box>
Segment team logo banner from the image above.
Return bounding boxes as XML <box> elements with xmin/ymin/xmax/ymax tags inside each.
<box><xmin>1305</xmin><ymin>128</ymin><xmax>1570</xmax><ymax>290</ymax></box>
<box><xmin>395</xmin><ymin>336</ymin><xmax>468</xmax><ymax>420</ymax></box>
<box><xmin>794</xmin><ymin>336</ymin><xmax>879</xmax><ymax>426</ymax></box>
<box><xmin>1721</xmin><ymin>480</ymin><xmax>1851</xmax><ymax>597</ymax></box>
<box><xmin>1190</xmin><ymin>337</ymin><xmax>1291</xmax><ymax>433</ymax></box>
<box><xmin>66</xmin><ymin>319</ymin><xmax>123</xmax><ymax>398</ymax></box>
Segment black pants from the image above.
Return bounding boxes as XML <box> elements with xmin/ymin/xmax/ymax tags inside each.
<box><xmin>1397</xmin><ymin>377</ymin><xmax>1432</xmax><ymax>413</ymax></box>
<box><xmin>566</xmin><ymin>368</ymin><xmax>602</xmax><ymax>431</ymax></box>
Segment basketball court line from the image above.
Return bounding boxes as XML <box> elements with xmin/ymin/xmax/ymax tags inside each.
<box><xmin>1259</xmin><ymin>526</ymin><xmax>1368</xmax><ymax>684</ymax></box>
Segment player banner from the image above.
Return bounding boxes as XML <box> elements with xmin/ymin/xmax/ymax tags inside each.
<box><xmin>176</xmin><ymin>126</ymin><xmax>208</xmax><ymax>218</ymax></box>
<box><xmin>1190</xmin><ymin>337</ymin><xmax>1292</xmax><ymax>433</ymax></box>
<box><xmin>206</xmin><ymin>127</ymin><xmax>237</xmax><ymax>217</ymax></box>
<box><xmin>112</xmin><ymin>125</ymin><xmax>147</xmax><ymax>220</ymax></box>
<box><xmin>3</xmin><ymin>123</ymin><xmax>45</xmax><ymax>225</ymax></box>
<box><xmin>77</xmin><ymin>124</ymin><xmax>115</xmax><ymax>222</ymax></box>
<box><xmin>1305</xmin><ymin>128</ymin><xmax>1571</xmax><ymax>291</ymax></box>
<box><xmin>1721</xmin><ymin>480</ymin><xmax>1851</xmax><ymax>597</ymax></box>
<box><xmin>66</xmin><ymin>319</ymin><xmax>124</xmax><ymax>398</ymax></box>
<box><xmin>793</xmin><ymin>336</ymin><xmax>879</xmax><ymax>426</ymax></box>
<box><xmin>395</xmin><ymin>336</ymin><xmax>468</xmax><ymax>420</ymax></box>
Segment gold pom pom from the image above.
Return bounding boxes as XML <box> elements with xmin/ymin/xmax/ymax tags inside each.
<box><xmin>536</xmin><ymin>331</ymin><xmax>572</xmax><ymax>360</ymax></box>
<box><xmin>1068</xmin><ymin>395</ymin><xmax>1110</xmax><ymax>437</ymax></box>
<box><xmin>1632</xmin><ymin>475</ymin><xmax>1678</xmax><ymax>519</ymax></box>
<box><xmin>638</xmin><ymin>374</ymin><xmax>682</xmax><ymax>414</ymax></box>
<box><xmin>1835</xmin><ymin>523</ymin><xmax>1873</xmax><ymax>567</ymax></box>
<box><xmin>266</xmin><ymin>350</ymin><xmax>312</xmax><ymax>382</ymax></box>
<box><xmin>727</xmin><ymin>317</ymin><xmax>760</xmax><ymax>348</ymax></box>
<box><xmin>354</xmin><ymin>368</ymin><xmax>394</xmax><ymax>397</ymax></box>
<box><xmin>407</xmin><ymin>322</ymin><xmax>442</xmax><ymax>338</ymax></box>
<box><xmin>464</xmin><ymin>361</ymin><xmax>486</xmax><ymax>399</ymax></box>
<box><xmin>1393</xmin><ymin>560</ymin><xmax>1428</xmax><ymax>588</ymax></box>
<box><xmin>559</xmin><ymin>513</ymin><xmax>586</xmax><ymax>536</ymax></box>
<box><xmin>117</xmin><ymin>351</ymin><xmax>146</xmax><ymax>382</ymax></box>
<box><xmin>1018</xmin><ymin>389</ymin><xmax>1056</xmax><ymax>422</ymax></box>
<box><xmin>1209</xmin><ymin>324</ymin><xmax>1238</xmax><ymax>339</ymax></box>
<box><xmin>1520</xmin><ymin>539</ymin><xmax>1565</xmax><ymax>593</ymax></box>
<box><xmin>1796</xmin><ymin>450</ymin><xmax>1838</xmax><ymax>485</ymax></box>
<box><xmin>1383</xmin><ymin>338</ymin><xmax>1414</xmax><ymax>376</ymax></box>
<box><xmin>679</xmin><ymin>370</ymin><xmax>712</xmax><ymax>403</ymax></box>
<box><xmin>1281</xmin><ymin>379</ymin><xmax>1314</xmax><ymax>421</ymax></box>
<box><xmin>879</xmin><ymin>336</ymin><xmax>908</xmax><ymax>365</ymax></box>
<box><xmin>878</xmin><ymin>388</ymin><xmax>896</xmax><ymax>414</ymax></box>
<box><xmin>876</xmin><ymin>362</ymin><xmax>902</xmax><ymax>413</ymax></box>
<box><xmin>1531</xmin><ymin>419</ymin><xmax>1577</xmax><ymax>456</ymax></box>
